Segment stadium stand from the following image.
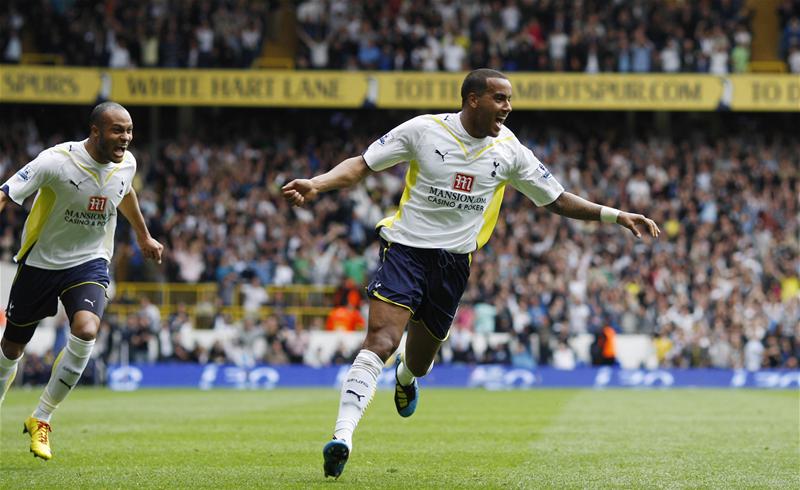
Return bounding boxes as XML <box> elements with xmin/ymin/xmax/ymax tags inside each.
<box><xmin>1</xmin><ymin>106</ymin><xmax>797</xmax><ymax>384</ymax></box>
<box><xmin>1</xmin><ymin>0</ymin><xmax>760</xmax><ymax>73</ymax></box>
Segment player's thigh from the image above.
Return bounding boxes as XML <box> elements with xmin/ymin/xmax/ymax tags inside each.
<box><xmin>58</xmin><ymin>258</ymin><xmax>110</xmax><ymax>323</ymax></box>
<box><xmin>3</xmin><ymin>264</ymin><xmax>61</xmax><ymax>343</ymax></box>
<box><xmin>366</xmin><ymin>240</ymin><xmax>427</xmax><ymax>314</ymax></box>
<box><xmin>363</xmin><ymin>298</ymin><xmax>412</xmax><ymax>360</ymax></box>
<box><xmin>60</xmin><ymin>283</ymin><xmax>107</xmax><ymax>324</ymax></box>
<box><xmin>414</xmin><ymin>252</ymin><xmax>471</xmax><ymax>342</ymax></box>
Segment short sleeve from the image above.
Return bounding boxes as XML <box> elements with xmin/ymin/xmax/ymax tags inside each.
<box><xmin>123</xmin><ymin>153</ymin><xmax>137</xmax><ymax>195</ymax></box>
<box><xmin>1</xmin><ymin>150</ymin><xmax>57</xmax><ymax>205</ymax></box>
<box><xmin>509</xmin><ymin>143</ymin><xmax>564</xmax><ymax>207</ymax></box>
<box><xmin>362</xmin><ymin>116</ymin><xmax>424</xmax><ymax>171</ymax></box>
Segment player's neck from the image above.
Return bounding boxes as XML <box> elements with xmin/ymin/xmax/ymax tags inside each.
<box><xmin>459</xmin><ymin>111</ymin><xmax>487</xmax><ymax>139</ymax></box>
<box><xmin>84</xmin><ymin>139</ymin><xmax>110</xmax><ymax>165</ymax></box>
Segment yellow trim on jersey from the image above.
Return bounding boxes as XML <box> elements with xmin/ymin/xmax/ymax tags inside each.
<box><xmin>103</xmin><ymin>165</ymin><xmax>124</xmax><ymax>185</ymax></box>
<box><xmin>430</xmin><ymin>116</ymin><xmax>515</xmax><ymax>159</ymax></box>
<box><xmin>430</xmin><ymin>116</ymin><xmax>468</xmax><ymax>155</ymax></box>
<box><xmin>60</xmin><ymin>281</ymin><xmax>107</xmax><ymax>297</ymax></box>
<box><xmin>371</xmin><ymin>291</ymin><xmax>414</xmax><ymax>313</ymax></box>
<box><xmin>473</xmin><ymin>136</ymin><xmax>515</xmax><ymax>159</ymax></box>
<box><xmin>376</xmin><ymin>159</ymin><xmax>419</xmax><ymax>229</ymax></box>
<box><xmin>14</xmin><ymin>187</ymin><xmax>56</xmax><ymax>262</ymax></box>
<box><xmin>59</xmin><ymin>148</ymin><xmax>102</xmax><ymax>186</ymax></box>
<box><xmin>476</xmin><ymin>182</ymin><xmax>507</xmax><ymax>250</ymax></box>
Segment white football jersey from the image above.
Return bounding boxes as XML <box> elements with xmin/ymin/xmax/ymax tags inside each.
<box><xmin>1</xmin><ymin>140</ymin><xmax>136</xmax><ymax>269</ymax></box>
<box><xmin>363</xmin><ymin>113</ymin><xmax>564</xmax><ymax>253</ymax></box>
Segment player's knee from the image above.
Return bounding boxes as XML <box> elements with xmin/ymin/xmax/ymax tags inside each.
<box><xmin>0</xmin><ymin>337</ymin><xmax>25</xmax><ymax>360</ymax></box>
<box><xmin>362</xmin><ymin>332</ymin><xmax>400</xmax><ymax>362</ymax></box>
<box><xmin>70</xmin><ymin>312</ymin><xmax>101</xmax><ymax>341</ymax></box>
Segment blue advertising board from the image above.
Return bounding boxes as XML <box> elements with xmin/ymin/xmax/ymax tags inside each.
<box><xmin>107</xmin><ymin>364</ymin><xmax>800</xmax><ymax>391</ymax></box>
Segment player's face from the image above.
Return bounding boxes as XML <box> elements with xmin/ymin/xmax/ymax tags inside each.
<box><xmin>93</xmin><ymin>109</ymin><xmax>133</xmax><ymax>163</ymax></box>
<box><xmin>474</xmin><ymin>78</ymin><xmax>512</xmax><ymax>138</ymax></box>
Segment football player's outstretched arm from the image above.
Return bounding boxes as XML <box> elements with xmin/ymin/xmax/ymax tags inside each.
<box><xmin>545</xmin><ymin>191</ymin><xmax>660</xmax><ymax>239</ymax></box>
<box><xmin>282</xmin><ymin>155</ymin><xmax>371</xmax><ymax>207</ymax></box>
<box><xmin>119</xmin><ymin>188</ymin><xmax>164</xmax><ymax>263</ymax></box>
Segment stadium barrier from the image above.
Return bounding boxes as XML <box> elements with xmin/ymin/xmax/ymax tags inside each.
<box><xmin>106</xmin><ymin>363</ymin><xmax>800</xmax><ymax>391</ymax></box>
<box><xmin>1</xmin><ymin>66</ymin><xmax>798</xmax><ymax>111</ymax></box>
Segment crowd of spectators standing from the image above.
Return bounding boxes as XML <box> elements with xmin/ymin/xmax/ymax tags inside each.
<box><xmin>3</xmin><ymin>0</ymin><xmax>800</xmax><ymax>73</ymax></box>
<box><xmin>1</xmin><ymin>0</ymin><xmax>273</xmax><ymax>68</ymax></box>
<box><xmin>0</xmin><ymin>107</ymin><xmax>797</xmax><ymax>380</ymax></box>
<box><xmin>296</xmin><ymin>0</ymin><xmax>758</xmax><ymax>73</ymax></box>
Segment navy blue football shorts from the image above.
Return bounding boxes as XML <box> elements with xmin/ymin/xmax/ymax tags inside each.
<box><xmin>366</xmin><ymin>238</ymin><xmax>470</xmax><ymax>341</ymax></box>
<box><xmin>3</xmin><ymin>257</ymin><xmax>110</xmax><ymax>344</ymax></box>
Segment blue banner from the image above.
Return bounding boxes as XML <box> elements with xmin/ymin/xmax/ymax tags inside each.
<box><xmin>107</xmin><ymin>364</ymin><xmax>800</xmax><ymax>391</ymax></box>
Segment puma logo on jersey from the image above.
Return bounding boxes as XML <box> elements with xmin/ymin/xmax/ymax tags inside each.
<box><xmin>434</xmin><ymin>149</ymin><xmax>449</xmax><ymax>161</ymax></box>
<box><xmin>69</xmin><ymin>179</ymin><xmax>81</xmax><ymax>190</ymax></box>
<box><xmin>84</xmin><ymin>298</ymin><xmax>96</xmax><ymax>307</ymax></box>
<box><xmin>491</xmin><ymin>160</ymin><xmax>500</xmax><ymax>177</ymax></box>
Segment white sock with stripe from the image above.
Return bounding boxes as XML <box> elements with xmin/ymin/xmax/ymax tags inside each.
<box><xmin>332</xmin><ymin>349</ymin><xmax>385</xmax><ymax>449</ymax></box>
<box><xmin>0</xmin><ymin>347</ymin><xmax>21</xmax><ymax>405</ymax></box>
<box><xmin>33</xmin><ymin>334</ymin><xmax>95</xmax><ymax>422</ymax></box>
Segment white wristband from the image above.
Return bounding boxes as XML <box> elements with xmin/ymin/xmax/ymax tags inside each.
<box><xmin>600</xmin><ymin>206</ymin><xmax>620</xmax><ymax>224</ymax></box>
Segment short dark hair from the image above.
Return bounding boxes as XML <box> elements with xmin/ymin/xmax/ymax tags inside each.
<box><xmin>460</xmin><ymin>69</ymin><xmax>508</xmax><ymax>106</ymax></box>
<box><xmin>89</xmin><ymin>101</ymin><xmax>127</xmax><ymax>129</ymax></box>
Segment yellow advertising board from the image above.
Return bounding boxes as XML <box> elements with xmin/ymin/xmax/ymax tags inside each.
<box><xmin>1</xmin><ymin>65</ymin><xmax>797</xmax><ymax>112</ymax></box>
<box><xmin>0</xmin><ymin>65</ymin><xmax>101</xmax><ymax>104</ymax></box>
<box><xmin>110</xmin><ymin>69</ymin><xmax>369</xmax><ymax>107</ymax></box>
<box><xmin>374</xmin><ymin>73</ymin><xmax>727</xmax><ymax>111</ymax></box>
<box><xmin>729</xmin><ymin>75</ymin><xmax>800</xmax><ymax>112</ymax></box>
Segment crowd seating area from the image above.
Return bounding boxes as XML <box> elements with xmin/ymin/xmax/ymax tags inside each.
<box><xmin>1</xmin><ymin>1</ymin><xmax>772</xmax><ymax>73</ymax></box>
<box><xmin>0</xmin><ymin>107</ymin><xmax>797</xmax><ymax>381</ymax></box>
<box><xmin>1</xmin><ymin>0</ymin><xmax>274</xmax><ymax>67</ymax></box>
<box><xmin>296</xmin><ymin>0</ymin><xmax>754</xmax><ymax>73</ymax></box>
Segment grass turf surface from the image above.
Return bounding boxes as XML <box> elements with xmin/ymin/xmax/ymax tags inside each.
<box><xmin>1</xmin><ymin>387</ymin><xmax>798</xmax><ymax>488</ymax></box>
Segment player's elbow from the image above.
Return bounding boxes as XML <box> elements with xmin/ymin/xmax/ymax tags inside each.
<box><xmin>544</xmin><ymin>192</ymin><xmax>567</xmax><ymax>215</ymax></box>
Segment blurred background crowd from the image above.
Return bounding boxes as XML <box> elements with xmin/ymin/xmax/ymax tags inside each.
<box><xmin>1</xmin><ymin>0</ymin><xmax>800</xmax><ymax>73</ymax></box>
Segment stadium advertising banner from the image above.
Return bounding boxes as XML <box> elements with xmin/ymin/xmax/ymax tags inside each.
<box><xmin>0</xmin><ymin>65</ymin><xmax>102</xmax><ymax>104</ymax></box>
<box><xmin>107</xmin><ymin>364</ymin><xmax>800</xmax><ymax>391</ymax></box>
<box><xmin>1</xmin><ymin>66</ymin><xmax>798</xmax><ymax>112</ymax></box>
<box><xmin>375</xmin><ymin>73</ymin><xmax>727</xmax><ymax>111</ymax></box>
<box><xmin>110</xmin><ymin>69</ymin><xmax>369</xmax><ymax>107</ymax></box>
<box><xmin>730</xmin><ymin>75</ymin><xmax>800</xmax><ymax>111</ymax></box>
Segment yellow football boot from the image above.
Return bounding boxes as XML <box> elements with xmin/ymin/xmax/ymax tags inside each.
<box><xmin>23</xmin><ymin>416</ymin><xmax>52</xmax><ymax>460</ymax></box>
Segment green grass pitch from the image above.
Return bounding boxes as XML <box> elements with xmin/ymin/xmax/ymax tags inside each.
<box><xmin>1</xmin><ymin>387</ymin><xmax>798</xmax><ymax>488</ymax></box>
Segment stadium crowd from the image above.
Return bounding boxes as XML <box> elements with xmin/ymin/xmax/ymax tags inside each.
<box><xmin>296</xmin><ymin>0</ymin><xmax>755</xmax><ymax>73</ymax></box>
<box><xmin>0</xmin><ymin>0</ymin><xmax>769</xmax><ymax>73</ymax></box>
<box><xmin>0</xmin><ymin>107</ymin><xmax>798</xmax><ymax>385</ymax></box>
<box><xmin>1</xmin><ymin>0</ymin><xmax>274</xmax><ymax>68</ymax></box>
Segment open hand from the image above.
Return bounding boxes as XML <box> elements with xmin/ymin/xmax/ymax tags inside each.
<box><xmin>617</xmin><ymin>212</ymin><xmax>660</xmax><ymax>239</ymax></box>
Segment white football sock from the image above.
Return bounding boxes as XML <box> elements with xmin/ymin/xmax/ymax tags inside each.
<box><xmin>0</xmin><ymin>346</ymin><xmax>21</xmax><ymax>405</ymax></box>
<box><xmin>332</xmin><ymin>349</ymin><xmax>384</xmax><ymax>448</ymax></box>
<box><xmin>33</xmin><ymin>334</ymin><xmax>94</xmax><ymax>422</ymax></box>
<box><xmin>396</xmin><ymin>355</ymin><xmax>416</xmax><ymax>386</ymax></box>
